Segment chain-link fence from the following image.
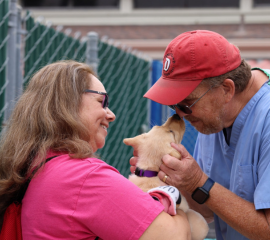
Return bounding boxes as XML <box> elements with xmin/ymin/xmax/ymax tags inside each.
<box><xmin>96</xmin><ymin>40</ymin><xmax>151</xmax><ymax>177</ymax></box>
<box><xmin>23</xmin><ymin>12</ymin><xmax>87</xmax><ymax>86</ymax></box>
<box><xmin>0</xmin><ymin>0</ymin><xmax>9</xmax><ymax>127</ymax></box>
<box><xmin>1</xmin><ymin>0</ymin><xmax>199</xmax><ymax>179</ymax></box>
<box><xmin>1</xmin><ymin>1</ymin><xmax>153</xmax><ymax>178</ymax></box>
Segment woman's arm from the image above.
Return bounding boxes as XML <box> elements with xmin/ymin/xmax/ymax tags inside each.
<box><xmin>130</xmin><ymin>156</ymin><xmax>191</xmax><ymax>239</ymax></box>
<box><xmin>140</xmin><ymin>210</ymin><xmax>191</xmax><ymax>240</ymax></box>
<box><xmin>130</xmin><ymin>155</ymin><xmax>214</xmax><ymax>223</ymax></box>
<box><xmin>179</xmin><ymin>189</ymin><xmax>214</xmax><ymax>223</ymax></box>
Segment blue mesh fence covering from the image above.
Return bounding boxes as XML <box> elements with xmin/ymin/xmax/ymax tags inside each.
<box><xmin>151</xmin><ymin>60</ymin><xmax>199</xmax><ymax>156</ymax></box>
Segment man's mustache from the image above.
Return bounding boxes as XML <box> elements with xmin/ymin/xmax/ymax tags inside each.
<box><xmin>184</xmin><ymin>116</ymin><xmax>199</xmax><ymax>122</ymax></box>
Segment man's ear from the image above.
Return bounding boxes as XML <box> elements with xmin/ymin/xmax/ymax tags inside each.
<box><xmin>222</xmin><ymin>79</ymin><xmax>235</xmax><ymax>103</ymax></box>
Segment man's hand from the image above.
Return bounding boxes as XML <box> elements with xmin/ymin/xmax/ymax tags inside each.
<box><xmin>158</xmin><ymin>143</ymin><xmax>207</xmax><ymax>193</ymax></box>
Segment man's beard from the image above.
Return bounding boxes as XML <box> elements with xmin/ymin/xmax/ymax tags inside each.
<box><xmin>185</xmin><ymin>108</ymin><xmax>225</xmax><ymax>135</ymax></box>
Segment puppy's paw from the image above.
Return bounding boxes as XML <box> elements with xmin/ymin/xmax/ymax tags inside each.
<box><xmin>186</xmin><ymin>209</ymin><xmax>209</xmax><ymax>240</ymax></box>
<box><xmin>176</xmin><ymin>195</ymin><xmax>189</xmax><ymax>213</ymax></box>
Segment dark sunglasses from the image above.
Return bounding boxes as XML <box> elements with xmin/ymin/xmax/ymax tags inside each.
<box><xmin>168</xmin><ymin>86</ymin><xmax>213</xmax><ymax>115</ymax></box>
<box><xmin>84</xmin><ymin>90</ymin><xmax>109</xmax><ymax>108</ymax></box>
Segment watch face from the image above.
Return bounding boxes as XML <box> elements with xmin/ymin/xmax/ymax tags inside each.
<box><xmin>192</xmin><ymin>188</ymin><xmax>209</xmax><ymax>204</ymax></box>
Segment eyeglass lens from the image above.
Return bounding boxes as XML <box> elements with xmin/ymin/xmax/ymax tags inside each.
<box><xmin>102</xmin><ymin>94</ymin><xmax>109</xmax><ymax>108</ymax></box>
<box><xmin>168</xmin><ymin>104</ymin><xmax>192</xmax><ymax>114</ymax></box>
<box><xmin>168</xmin><ymin>85</ymin><xmax>213</xmax><ymax>115</ymax></box>
<box><xmin>84</xmin><ymin>90</ymin><xmax>109</xmax><ymax>109</ymax></box>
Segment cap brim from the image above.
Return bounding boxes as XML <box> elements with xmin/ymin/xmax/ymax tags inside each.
<box><xmin>144</xmin><ymin>76</ymin><xmax>202</xmax><ymax>105</ymax></box>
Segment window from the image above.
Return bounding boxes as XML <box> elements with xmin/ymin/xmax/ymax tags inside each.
<box><xmin>134</xmin><ymin>0</ymin><xmax>240</xmax><ymax>8</ymax></box>
<box><xmin>254</xmin><ymin>0</ymin><xmax>270</xmax><ymax>6</ymax></box>
<box><xmin>22</xmin><ymin>0</ymin><xmax>119</xmax><ymax>8</ymax></box>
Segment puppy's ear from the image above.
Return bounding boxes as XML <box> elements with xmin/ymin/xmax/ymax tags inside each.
<box><xmin>169</xmin><ymin>148</ymin><xmax>181</xmax><ymax>159</ymax></box>
<box><xmin>123</xmin><ymin>136</ymin><xmax>141</xmax><ymax>147</ymax></box>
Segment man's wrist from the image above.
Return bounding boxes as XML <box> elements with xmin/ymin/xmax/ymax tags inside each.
<box><xmin>197</xmin><ymin>174</ymin><xmax>209</xmax><ymax>189</ymax></box>
<box><xmin>192</xmin><ymin>177</ymin><xmax>215</xmax><ymax>204</ymax></box>
<box><xmin>188</xmin><ymin>173</ymin><xmax>208</xmax><ymax>193</ymax></box>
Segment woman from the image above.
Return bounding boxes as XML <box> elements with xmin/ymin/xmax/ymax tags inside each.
<box><xmin>0</xmin><ymin>61</ymin><xmax>190</xmax><ymax>239</ymax></box>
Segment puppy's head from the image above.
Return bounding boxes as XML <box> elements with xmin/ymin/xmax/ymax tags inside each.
<box><xmin>123</xmin><ymin>114</ymin><xmax>185</xmax><ymax>169</ymax></box>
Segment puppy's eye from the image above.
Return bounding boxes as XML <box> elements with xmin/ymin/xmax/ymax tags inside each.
<box><xmin>169</xmin><ymin>130</ymin><xmax>175</xmax><ymax>137</ymax></box>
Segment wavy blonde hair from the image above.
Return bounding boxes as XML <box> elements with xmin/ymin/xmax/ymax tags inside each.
<box><xmin>0</xmin><ymin>60</ymin><xmax>96</xmax><ymax>227</ymax></box>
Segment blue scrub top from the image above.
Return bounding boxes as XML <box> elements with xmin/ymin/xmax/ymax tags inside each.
<box><xmin>193</xmin><ymin>70</ymin><xmax>270</xmax><ymax>240</ymax></box>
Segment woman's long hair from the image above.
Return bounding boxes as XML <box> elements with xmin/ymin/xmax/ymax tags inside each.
<box><xmin>0</xmin><ymin>60</ymin><xmax>96</xmax><ymax>228</ymax></box>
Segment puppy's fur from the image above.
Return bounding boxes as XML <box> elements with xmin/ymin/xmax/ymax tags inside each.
<box><xmin>124</xmin><ymin>114</ymin><xmax>209</xmax><ymax>240</ymax></box>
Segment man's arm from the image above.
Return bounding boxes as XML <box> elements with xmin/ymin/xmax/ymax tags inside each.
<box><xmin>159</xmin><ymin>143</ymin><xmax>270</xmax><ymax>240</ymax></box>
<box><xmin>205</xmin><ymin>176</ymin><xmax>270</xmax><ymax>240</ymax></box>
<box><xmin>265</xmin><ymin>209</ymin><xmax>270</xmax><ymax>227</ymax></box>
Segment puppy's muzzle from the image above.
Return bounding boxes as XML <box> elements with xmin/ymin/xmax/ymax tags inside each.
<box><xmin>173</xmin><ymin>114</ymin><xmax>181</xmax><ymax>120</ymax></box>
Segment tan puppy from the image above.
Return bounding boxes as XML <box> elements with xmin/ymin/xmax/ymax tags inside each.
<box><xmin>123</xmin><ymin>114</ymin><xmax>209</xmax><ymax>240</ymax></box>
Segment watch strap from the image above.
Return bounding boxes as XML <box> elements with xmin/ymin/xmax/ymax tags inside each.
<box><xmin>201</xmin><ymin>177</ymin><xmax>215</xmax><ymax>192</ymax></box>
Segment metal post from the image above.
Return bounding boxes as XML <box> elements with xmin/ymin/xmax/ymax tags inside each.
<box><xmin>240</xmin><ymin>0</ymin><xmax>253</xmax><ymax>12</ymax></box>
<box><xmin>86</xmin><ymin>31</ymin><xmax>99</xmax><ymax>75</ymax></box>
<box><xmin>5</xmin><ymin>0</ymin><xmax>17</xmax><ymax>122</ymax></box>
<box><xmin>16</xmin><ymin>5</ymin><xmax>23</xmax><ymax>99</ymax></box>
<box><xmin>120</xmin><ymin>0</ymin><xmax>133</xmax><ymax>13</ymax></box>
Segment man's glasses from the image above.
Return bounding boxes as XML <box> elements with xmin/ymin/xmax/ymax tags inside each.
<box><xmin>168</xmin><ymin>86</ymin><xmax>213</xmax><ymax>115</ymax></box>
<box><xmin>84</xmin><ymin>90</ymin><xmax>109</xmax><ymax>108</ymax></box>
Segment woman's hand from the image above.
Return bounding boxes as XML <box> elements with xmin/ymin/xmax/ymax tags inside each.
<box><xmin>129</xmin><ymin>149</ymin><xmax>138</xmax><ymax>173</ymax></box>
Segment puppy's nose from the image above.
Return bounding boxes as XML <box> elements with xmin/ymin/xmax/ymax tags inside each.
<box><xmin>173</xmin><ymin>114</ymin><xmax>181</xmax><ymax>120</ymax></box>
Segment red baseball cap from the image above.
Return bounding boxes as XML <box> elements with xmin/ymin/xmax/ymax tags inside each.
<box><xmin>144</xmin><ymin>30</ymin><xmax>241</xmax><ymax>105</ymax></box>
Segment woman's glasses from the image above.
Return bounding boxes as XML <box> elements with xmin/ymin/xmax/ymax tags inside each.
<box><xmin>84</xmin><ymin>90</ymin><xmax>109</xmax><ymax>108</ymax></box>
<box><xmin>168</xmin><ymin>86</ymin><xmax>213</xmax><ymax>115</ymax></box>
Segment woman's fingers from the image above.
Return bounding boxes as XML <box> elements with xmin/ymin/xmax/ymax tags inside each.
<box><xmin>130</xmin><ymin>156</ymin><xmax>138</xmax><ymax>173</ymax></box>
<box><xmin>130</xmin><ymin>156</ymin><xmax>138</xmax><ymax>166</ymax></box>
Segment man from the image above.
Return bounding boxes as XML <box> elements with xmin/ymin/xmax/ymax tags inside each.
<box><xmin>130</xmin><ymin>30</ymin><xmax>270</xmax><ymax>240</ymax></box>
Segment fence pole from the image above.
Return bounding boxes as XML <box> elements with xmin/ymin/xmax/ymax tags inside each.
<box><xmin>86</xmin><ymin>31</ymin><xmax>99</xmax><ymax>75</ymax></box>
<box><xmin>5</xmin><ymin>0</ymin><xmax>17</xmax><ymax>122</ymax></box>
<box><xmin>16</xmin><ymin>5</ymin><xmax>23</xmax><ymax>99</ymax></box>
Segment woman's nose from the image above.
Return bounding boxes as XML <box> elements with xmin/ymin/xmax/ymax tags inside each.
<box><xmin>106</xmin><ymin>108</ymin><xmax>116</xmax><ymax>122</ymax></box>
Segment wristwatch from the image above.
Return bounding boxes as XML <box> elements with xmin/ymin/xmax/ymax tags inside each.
<box><xmin>192</xmin><ymin>177</ymin><xmax>215</xmax><ymax>204</ymax></box>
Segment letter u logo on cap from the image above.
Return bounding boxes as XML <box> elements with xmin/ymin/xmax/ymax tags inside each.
<box><xmin>164</xmin><ymin>58</ymin><xmax>171</xmax><ymax>71</ymax></box>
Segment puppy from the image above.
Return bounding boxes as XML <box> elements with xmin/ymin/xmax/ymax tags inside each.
<box><xmin>123</xmin><ymin>114</ymin><xmax>209</xmax><ymax>240</ymax></box>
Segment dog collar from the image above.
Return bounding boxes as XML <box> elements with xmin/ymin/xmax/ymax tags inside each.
<box><xmin>135</xmin><ymin>167</ymin><xmax>158</xmax><ymax>177</ymax></box>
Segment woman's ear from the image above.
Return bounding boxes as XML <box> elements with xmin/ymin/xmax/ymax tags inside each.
<box><xmin>222</xmin><ymin>79</ymin><xmax>235</xmax><ymax>103</ymax></box>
